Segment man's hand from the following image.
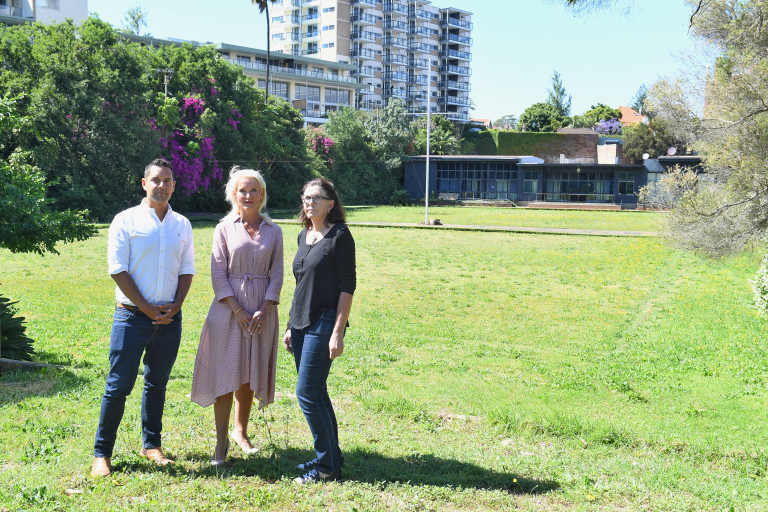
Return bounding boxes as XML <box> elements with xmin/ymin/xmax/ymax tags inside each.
<box><xmin>152</xmin><ymin>302</ymin><xmax>180</xmax><ymax>325</ymax></box>
<box><xmin>283</xmin><ymin>329</ymin><xmax>292</xmax><ymax>352</ymax></box>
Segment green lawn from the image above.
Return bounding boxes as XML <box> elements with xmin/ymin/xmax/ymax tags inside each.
<box><xmin>272</xmin><ymin>206</ymin><xmax>667</xmax><ymax>232</ymax></box>
<box><xmin>1</xmin><ymin>216</ymin><xmax>766</xmax><ymax>510</ymax></box>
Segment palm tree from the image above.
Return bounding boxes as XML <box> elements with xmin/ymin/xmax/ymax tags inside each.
<box><xmin>250</xmin><ymin>0</ymin><xmax>279</xmax><ymax>98</ymax></box>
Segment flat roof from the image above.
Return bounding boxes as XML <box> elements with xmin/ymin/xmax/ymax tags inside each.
<box><xmin>518</xmin><ymin>162</ymin><xmax>645</xmax><ymax>169</ymax></box>
<box><xmin>408</xmin><ymin>155</ymin><xmax>535</xmax><ymax>161</ymax></box>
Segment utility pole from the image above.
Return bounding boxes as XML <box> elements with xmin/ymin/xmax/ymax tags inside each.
<box><xmin>154</xmin><ymin>68</ymin><xmax>174</xmax><ymax>97</ymax></box>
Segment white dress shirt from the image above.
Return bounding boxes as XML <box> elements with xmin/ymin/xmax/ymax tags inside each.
<box><xmin>107</xmin><ymin>200</ymin><xmax>196</xmax><ymax>306</ymax></box>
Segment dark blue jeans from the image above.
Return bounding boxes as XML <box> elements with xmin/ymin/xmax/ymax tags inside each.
<box><xmin>93</xmin><ymin>307</ymin><xmax>182</xmax><ymax>458</ymax></box>
<box><xmin>291</xmin><ymin>309</ymin><xmax>342</xmax><ymax>474</ymax></box>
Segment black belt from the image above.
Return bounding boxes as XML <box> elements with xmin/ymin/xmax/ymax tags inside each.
<box><xmin>117</xmin><ymin>303</ymin><xmax>139</xmax><ymax>311</ymax></box>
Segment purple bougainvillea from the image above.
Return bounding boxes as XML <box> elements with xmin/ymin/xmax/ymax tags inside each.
<box><xmin>596</xmin><ymin>118</ymin><xmax>622</xmax><ymax>135</ymax></box>
<box><xmin>157</xmin><ymin>94</ymin><xmax>232</xmax><ymax>195</ymax></box>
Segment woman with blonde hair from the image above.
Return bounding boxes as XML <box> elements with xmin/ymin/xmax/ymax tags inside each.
<box><xmin>191</xmin><ymin>166</ymin><xmax>283</xmax><ymax>465</ymax></box>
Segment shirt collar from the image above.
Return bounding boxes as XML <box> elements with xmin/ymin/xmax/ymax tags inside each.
<box><xmin>140</xmin><ymin>198</ymin><xmax>173</xmax><ymax>218</ymax></box>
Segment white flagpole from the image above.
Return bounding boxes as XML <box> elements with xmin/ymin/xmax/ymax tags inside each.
<box><xmin>425</xmin><ymin>66</ymin><xmax>431</xmax><ymax>225</ymax></box>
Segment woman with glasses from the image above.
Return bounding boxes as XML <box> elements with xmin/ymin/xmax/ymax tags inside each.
<box><xmin>191</xmin><ymin>167</ymin><xmax>283</xmax><ymax>465</ymax></box>
<box><xmin>284</xmin><ymin>177</ymin><xmax>355</xmax><ymax>484</ymax></box>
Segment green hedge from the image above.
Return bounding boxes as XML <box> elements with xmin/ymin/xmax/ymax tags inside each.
<box><xmin>462</xmin><ymin>130</ymin><xmax>564</xmax><ymax>156</ymax></box>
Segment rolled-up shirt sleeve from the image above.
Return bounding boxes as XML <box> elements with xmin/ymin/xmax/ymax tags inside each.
<box><xmin>107</xmin><ymin>214</ymin><xmax>129</xmax><ymax>276</ymax></box>
<box><xmin>178</xmin><ymin>218</ymin><xmax>196</xmax><ymax>276</ymax></box>
<box><xmin>264</xmin><ymin>225</ymin><xmax>284</xmax><ymax>303</ymax></box>
<box><xmin>211</xmin><ymin>224</ymin><xmax>235</xmax><ymax>301</ymax></box>
<box><xmin>335</xmin><ymin>227</ymin><xmax>356</xmax><ymax>295</ymax></box>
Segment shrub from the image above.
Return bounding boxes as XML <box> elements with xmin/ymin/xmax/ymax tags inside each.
<box><xmin>390</xmin><ymin>189</ymin><xmax>410</xmax><ymax>206</ymax></box>
<box><xmin>0</xmin><ymin>293</ymin><xmax>34</xmax><ymax>361</ymax></box>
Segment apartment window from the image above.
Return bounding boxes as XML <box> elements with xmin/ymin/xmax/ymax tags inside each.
<box><xmin>295</xmin><ymin>85</ymin><xmax>321</xmax><ymax>102</ymax></box>
<box><xmin>322</xmin><ymin>25</ymin><xmax>335</xmax><ymax>31</ymax></box>
<box><xmin>323</xmin><ymin>6</ymin><xmax>335</xmax><ymax>12</ymax></box>
<box><xmin>272</xmin><ymin>33</ymin><xmax>284</xmax><ymax>39</ymax></box>
<box><xmin>272</xmin><ymin>16</ymin><xmax>284</xmax><ymax>23</ymax></box>
<box><xmin>236</xmin><ymin>56</ymin><xmax>251</xmax><ymax>66</ymax></box>
<box><xmin>322</xmin><ymin>42</ymin><xmax>335</xmax><ymax>48</ymax></box>
<box><xmin>306</xmin><ymin>42</ymin><xmax>318</xmax><ymax>54</ymax></box>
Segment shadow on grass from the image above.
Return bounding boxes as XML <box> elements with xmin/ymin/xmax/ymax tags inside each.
<box><xmin>179</xmin><ymin>446</ymin><xmax>558</xmax><ymax>495</ymax></box>
<box><xmin>0</xmin><ymin>365</ymin><xmax>88</xmax><ymax>406</ymax></box>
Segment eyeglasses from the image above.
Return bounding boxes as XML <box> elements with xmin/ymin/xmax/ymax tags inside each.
<box><xmin>302</xmin><ymin>195</ymin><xmax>330</xmax><ymax>204</ymax></box>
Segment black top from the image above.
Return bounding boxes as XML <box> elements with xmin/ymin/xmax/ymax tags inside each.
<box><xmin>288</xmin><ymin>223</ymin><xmax>356</xmax><ymax>330</ymax></box>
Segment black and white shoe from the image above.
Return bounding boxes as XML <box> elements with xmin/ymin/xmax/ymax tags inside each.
<box><xmin>294</xmin><ymin>468</ymin><xmax>340</xmax><ymax>484</ymax></box>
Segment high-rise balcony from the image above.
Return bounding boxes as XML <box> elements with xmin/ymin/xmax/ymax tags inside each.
<box><xmin>409</xmin><ymin>42</ymin><xmax>433</xmax><ymax>53</ymax></box>
<box><xmin>441</xmin><ymin>17</ymin><xmax>473</xmax><ymax>30</ymax></box>
<box><xmin>291</xmin><ymin>32</ymin><xmax>301</xmax><ymax>41</ymax></box>
<box><xmin>441</xmin><ymin>64</ymin><xmax>471</xmax><ymax>76</ymax></box>
<box><xmin>384</xmin><ymin>54</ymin><xmax>409</xmax><ymax>65</ymax></box>
<box><xmin>413</xmin><ymin>26</ymin><xmax>432</xmax><ymax>37</ymax></box>
<box><xmin>383</xmin><ymin>2</ymin><xmax>408</xmax><ymax>15</ymax></box>
<box><xmin>441</xmin><ymin>49</ymin><xmax>471</xmax><ymax>60</ymax></box>
<box><xmin>440</xmin><ymin>80</ymin><xmax>470</xmax><ymax>91</ymax></box>
<box><xmin>226</xmin><ymin>58</ymin><xmax>357</xmax><ymax>85</ymax></box>
<box><xmin>441</xmin><ymin>96</ymin><xmax>470</xmax><ymax>106</ymax></box>
<box><xmin>410</xmin><ymin>75</ymin><xmax>428</xmax><ymax>85</ymax></box>
<box><xmin>385</xmin><ymin>36</ymin><xmax>408</xmax><ymax>48</ymax></box>
<box><xmin>352</xmin><ymin>31</ymin><xmax>380</xmax><ymax>42</ymax></box>
<box><xmin>352</xmin><ymin>0</ymin><xmax>380</xmax><ymax>6</ymax></box>
<box><xmin>351</xmin><ymin>48</ymin><xmax>381</xmax><ymax>59</ymax></box>
<box><xmin>384</xmin><ymin>72</ymin><xmax>408</xmax><ymax>82</ymax></box>
<box><xmin>390</xmin><ymin>88</ymin><xmax>408</xmax><ymax>98</ymax></box>
<box><xmin>352</xmin><ymin>13</ymin><xmax>380</xmax><ymax>24</ymax></box>
<box><xmin>443</xmin><ymin>33</ymin><xmax>472</xmax><ymax>45</ymax></box>
<box><xmin>291</xmin><ymin>15</ymin><xmax>301</xmax><ymax>24</ymax></box>
<box><xmin>410</xmin><ymin>58</ymin><xmax>429</xmax><ymax>69</ymax></box>
<box><xmin>304</xmin><ymin>31</ymin><xmax>319</xmax><ymax>39</ymax></box>
<box><xmin>385</xmin><ymin>20</ymin><xmax>408</xmax><ymax>31</ymax></box>
<box><xmin>304</xmin><ymin>13</ymin><xmax>319</xmax><ymax>21</ymax></box>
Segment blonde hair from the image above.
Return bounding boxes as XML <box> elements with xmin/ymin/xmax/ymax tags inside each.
<box><xmin>224</xmin><ymin>166</ymin><xmax>270</xmax><ymax>220</ymax></box>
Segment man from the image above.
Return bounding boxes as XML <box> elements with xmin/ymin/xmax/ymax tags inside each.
<box><xmin>91</xmin><ymin>158</ymin><xmax>195</xmax><ymax>477</ymax></box>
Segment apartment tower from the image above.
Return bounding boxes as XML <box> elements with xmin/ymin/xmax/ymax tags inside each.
<box><xmin>270</xmin><ymin>0</ymin><xmax>472</xmax><ymax>122</ymax></box>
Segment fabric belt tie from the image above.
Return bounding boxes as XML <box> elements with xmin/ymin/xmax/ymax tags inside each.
<box><xmin>230</xmin><ymin>273</ymin><xmax>268</xmax><ymax>282</ymax></box>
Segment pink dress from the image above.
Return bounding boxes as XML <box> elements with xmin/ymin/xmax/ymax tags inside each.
<box><xmin>191</xmin><ymin>216</ymin><xmax>283</xmax><ymax>408</ymax></box>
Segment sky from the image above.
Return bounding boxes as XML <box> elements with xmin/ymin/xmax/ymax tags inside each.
<box><xmin>87</xmin><ymin>0</ymin><xmax>704</xmax><ymax>121</ymax></box>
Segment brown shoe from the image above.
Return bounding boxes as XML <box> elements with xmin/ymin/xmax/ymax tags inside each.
<box><xmin>140</xmin><ymin>447</ymin><xmax>174</xmax><ymax>466</ymax></box>
<box><xmin>90</xmin><ymin>457</ymin><xmax>112</xmax><ymax>477</ymax></box>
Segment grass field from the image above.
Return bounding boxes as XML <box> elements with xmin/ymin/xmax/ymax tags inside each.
<box><xmin>1</xmin><ymin>210</ymin><xmax>767</xmax><ymax>511</ymax></box>
<box><xmin>270</xmin><ymin>206</ymin><xmax>667</xmax><ymax>232</ymax></box>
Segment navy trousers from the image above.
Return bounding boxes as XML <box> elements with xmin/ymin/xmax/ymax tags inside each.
<box><xmin>291</xmin><ymin>309</ymin><xmax>342</xmax><ymax>474</ymax></box>
<box><xmin>93</xmin><ymin>307</ymin><xmax>182</xmax><ymax>458</ymax></box>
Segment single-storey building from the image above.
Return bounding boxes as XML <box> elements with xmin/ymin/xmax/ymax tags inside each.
<box><xmin>404</xmin><ymin>155</ymin><xmax>647</xmax><ymax>208</ymax></box>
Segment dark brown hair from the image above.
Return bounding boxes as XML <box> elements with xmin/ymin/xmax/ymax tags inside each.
<box><xmin>144</xmin><ymin>157</ymin><xmax>173</xmax><ymax>178</ymax></box>
<box><xmin>298</xmin><ymin>177</ymin><xmax>346</xmax><ymax>228</ymax></box>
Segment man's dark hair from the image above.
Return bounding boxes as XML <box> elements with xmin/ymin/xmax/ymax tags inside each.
<box><xmin>144</xmin><ymin>158</ymin><xmax>174</xmax><ymax>178</ymax></box>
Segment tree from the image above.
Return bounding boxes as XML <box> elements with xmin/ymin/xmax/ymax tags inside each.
<box><xmin>622</xmin><ymin>119</ymin><xmax>679</xmax><ymax>163</ymax></box>
<box><xmin>366</xmin><ymin>98</ymin><xmax>411</xmax><ymax>169</ymax></box>
<box><xmin>637</xmin><ymin>0</ymin><xmax>768</xmax><ymax>254</ymax></box>
<box><xmin>631</xmin><ymin>84</ymin><xmax>648</xmax><ymax>114</ymax></box>
<box><xmin>519</xmin><ymin>102</ymin><xmax>565</xmax><ymax>132</ymax></box>
<box><xmin>493</xmin><ymin>114</ymin><xmax>517</xmax><ymax>130</ymax></box>
<box><xmin>248</xmin><ymin>0</ymin><xmax>280</xmax><ymax>98</ymax></box>
<box><xmin>0</xmin><ymin>96</ymin><xmax>96</xmax><ymax>363</ymax></box>
<box><xmin>547</xmin><ymin>70</ymin><xmax>572</xmax><ymax>117</ymax></box>
<box><xmin>122</xmin><ymin>6</ymin><xmax>149</xmax><ymax>36</ymax></box>
<box><xmin>572</xmin><ymin>103</ymin><xmax>621</xmax><ymax>129</ymax></box>
<box><xmin>324</xmin><ymin>108</ymin><xmax>399</xmax><ymax>204</ymax></box>
<box><xmin>410</xmin><ymin>114</ymin><xmax>461</xmax><ymax>155</ymax></box>
<box><xmin>0</xmin><ymin>96</ymin><xmax>95</xmax><ymax>254</ymax></box>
